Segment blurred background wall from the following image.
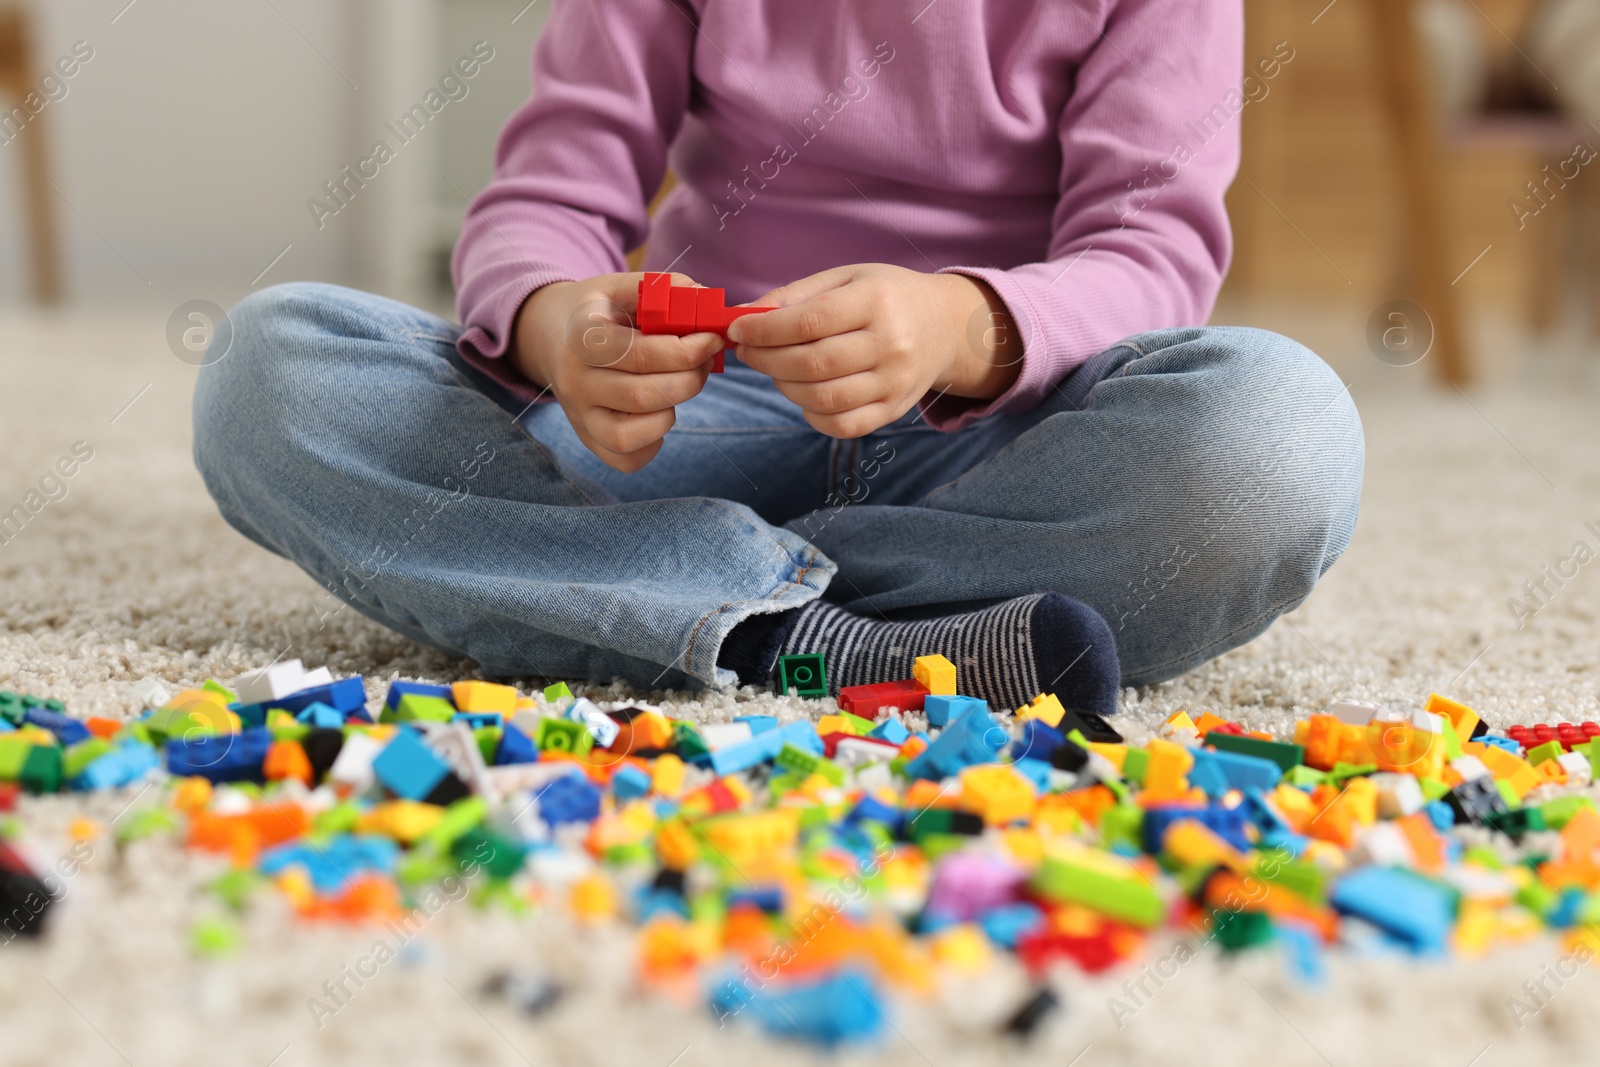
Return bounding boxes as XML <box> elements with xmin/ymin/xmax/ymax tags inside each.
<box><xmin>0</xmin><ymin>0</ymin><xmax>1596</xmax><ymax>381</ymax></box>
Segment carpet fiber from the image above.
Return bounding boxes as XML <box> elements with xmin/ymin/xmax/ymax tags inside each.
<box><xmin>3</xmin><ymin>307</ymin><xmax>1599</xmax><ymax>1067</ymax></box>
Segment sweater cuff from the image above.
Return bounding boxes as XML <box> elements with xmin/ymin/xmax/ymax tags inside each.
<box><xmin>455</xmin><ymin>270</ymin><xmax>580</xmax><ymax>406</ymax></box>
<box><xmin>917</xmin><ymin>266</ymin><xmax>1062</xmax><ymax>433</ymax></box>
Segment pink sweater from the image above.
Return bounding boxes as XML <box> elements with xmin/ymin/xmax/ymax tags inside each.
<box><xmin>453</xmin><ymin>0</ymin><xmax>1242</xmax><ymax>431</ymax></box>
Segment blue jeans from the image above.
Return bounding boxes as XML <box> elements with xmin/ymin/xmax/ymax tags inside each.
<box><xmin>191</xmin><ymin>283</ymin><xmax>1363</xmax><ymax>693</ymax></box>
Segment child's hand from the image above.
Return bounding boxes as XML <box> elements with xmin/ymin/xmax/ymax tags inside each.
<box><xmin>512</xmin><ymin>273</ymin><xmax>723</xmax><ymax>472</ymax></box>
<box><xmin>728</xmin><ymin>264</ymin><xmax>1021</xmax><ymax>439</ymax></box>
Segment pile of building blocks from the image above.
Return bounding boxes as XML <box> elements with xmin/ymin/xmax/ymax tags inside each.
<box><xmin>635</xmin><ymin>272</ymin><xmax>776</xmax><ymax>373</ymax></box>
<box><xmin>5</xmin><ymin>661</ymin><xmax>1600</xmax><ymax>1045</ymax></box>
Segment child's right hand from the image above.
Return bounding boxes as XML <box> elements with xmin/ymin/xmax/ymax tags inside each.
<box><xmin>511</xmin><ymin>273</ymin><xmax>723</xmax><ymax>472</ymax></box>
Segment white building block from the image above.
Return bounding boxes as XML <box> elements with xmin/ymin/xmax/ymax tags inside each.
<box><xmin>1370</xmin><ymin>772</ymin><xmax>1425</xmax><ymax>818</ymax></box>
<box><xmin>1557</xmin><ymin>751</ymin><xmax>1592</xmax><ymax>787</ymax></box>
<box><xmin>1450</xmin><ymin>755</ymin><xmax>1492</xmax><ymax>781</ymax></box>
<box><xmin>699</xmin><ymin>722</ymin><xmax>753</xmax><ymax>750</ymax></box>
<box><xmin>567</xmin><ymin>698</ymin><xmax>620</xmax><ymax>749</ymax></box>
<box><xmin>234</xmin><ymin>659</ymin><xmax>305</xmax><ymax>704</ymax></box>
<box><xmin>328</xmin><ymin>731</ymin><xmax>384</xmax><ymax>792</ymax></box>
<box><xmin>1329</xmin><ymin>700</ymin><xmax>1379</xmax><ymax>726</ymax></box>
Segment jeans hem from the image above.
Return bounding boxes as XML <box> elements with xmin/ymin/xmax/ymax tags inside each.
<box><xmin>685</xmin><ymin>546</ymin><xmax>836</xmax><ymax>686</ymax></box>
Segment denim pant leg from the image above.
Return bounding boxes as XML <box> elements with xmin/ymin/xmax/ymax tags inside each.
<box><xmin>191</xmin><ymin>282</ymin><xmax>833</xmax><ymax>689</ymax></box>
<box><xmin>790</xmin><ymin>327</ymin><xmax>1365</xmax><ymax>687</ymax></box>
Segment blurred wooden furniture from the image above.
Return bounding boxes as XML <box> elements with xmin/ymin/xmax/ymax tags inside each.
<box><xmin>0</xmin><ymin>3</ymin><xmax>62</xmax><ymax>303</ymax></box>
<box><xmin>1363</xmin><ymin>0</ymin><xmax>1597</xmax><ymax>382</ymax></box>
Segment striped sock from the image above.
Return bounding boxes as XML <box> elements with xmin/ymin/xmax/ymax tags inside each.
<box><xmin>772</xmin><ymin>594</ymin><xmax>1121</xmax><ymax>717</ymax></box>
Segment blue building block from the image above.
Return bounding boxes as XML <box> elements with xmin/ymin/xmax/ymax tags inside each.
<box><xmin>710</xmin><ymin>734</ymin><xmax>777</xmax><ymax>777</ymax></box>
<box><xmin>454</xmin><ymin>711</ymin><xmax>503</xmax><ymax>730</ymax></box>
<box><xmin>228</xmin><ymin>702</ymin><xmax>268</xmax><ymax>729</ymax></box>
<box><xmin>295</xmin><ymin>702</ymin><xmax>345</xmax><ymax>729</ymax></box>
<box><xmin>494</xmin><ymin>723</ymin><xmax>539</xmax><ymax>766</ymax></box>
<box><xmin>269</xmin><ymin>676</ymin><xmax>367</xmax><ymax>715</ymax></box>
<box><xmin>1190</xmin><ymin>748</ymin><xmax>1283</xmax><ymax>797</ymax></box>
<box><xmin>74</xmin><ymin>744</ymin><xmax>160</xmax><ymax>790</ymax></box>
<box><xmin>1013</xmin><ymin>719</ymin><xmax>1064</xmax><ymax>763</ymax></box>
<box><xmin>907</xmin><ymin>703</ymin><xmax>1005</xmax><ymax>781</ymax></box>
<box><xmin>165</xmin><ymin>728</ymin><xmax>273</xmax><ymax>783</ymax></box>
<box><xmin>384</xmin><ymin>680</ymin><xmax>453</xmax><ymax>712</ymax></box>
<box><xmin>1425</xmin><ymin>800</ymin><xmax>1455</xmax><ymax>831</ymax></box>
<box><xmin>1187</xmin><ymin>756</ymin><xmax>1231</xmax><ymax>798</ymax></box>
<box><xmin>844</xmin><ymin>794</ymin><xmax>903</xmax><ymax>831</ymax></box>
<box><xmin>637</xmin><ymin>886</ymin><xmax>692</xmax><ymax>921</ymax></box>
<box><xmin>611</xmin><ymin>764</ymin><xmax>652</xmax><ymax>801</ymax></box>
<box><xmin>259</xmin><ymin>834</ymin><xmax>398</xmax><ymax>893</ymax></box>
<box><xmin>978</xmin><ymin>903</ymin><xmax>1046</xmax><ymax>949</ymax></box>
<box><xmin>0</xmin><ymin>718</ymin><xmax>13</xmax><ymax>732</ymax></box>
<box><xmin>774</xmin><ymin>719</ymin><xmax>824</xmax><ymax>756</ymax></box>
<box><xmin>923</xmin><ymin>694</ymin><xmax>986</xmax><ymax>729</ymax></box>
<box><xmin>728</xmin><ymin>886</ymin><xmax>784</xmax><ymax>913</ymax></box>
<box><xmin>1011</xmin><ymin>757</ymin><xmax>1053</xmax><ymax>792</ymax></box>
<box><xmin>868</xmin><ymin>717</ymin><xmax>909</xmax><ymax>746</ymax></box>
<box><xmin>23</xmin><ymin>707</ymin><xmax>91</xmax><ymax>746</ymax></box>
<box><xmin>1478</xmin><ymin>735</ymin><xmax>1522</xmax><ymax>756</ymax></box>
<box><xmin>734</xmin><ymin>714</ymin><xmax>779</xmax><ymax>735</ymax></box>
<box><xmin>1329</xmin><ymin>867</ymin><xmax>1456</xmax><ymax>954</ymax></box>
<box><xmin>1141</xmin><ymin>803</ymin><xmax>1253</xmax><ymax>853</ymax></box>
<box><xmin>537</xmin><ymin>774</ymin><xmax>602</xmax><ymax>826</ymax></box>
<box><xmin>371</xmin><ymin>727</ymin><xmax>450</xmax><ymax>800</ymax></box>
<box><xmin>709</xmin><ymin>969</ymin><xmax>884</xmax><ymax>1046</ymax></box>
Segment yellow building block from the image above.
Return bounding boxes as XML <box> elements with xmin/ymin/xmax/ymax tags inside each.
<box><xmin>450</xmin><ymin>680</ymin><xmax>518</xmax><ymax>714</ymax></box>
<box><xmin>1469</xmin><ymin>743</ymin><xmax>1542</xmax><ymax>799</ymax></box>
<box><xmin>651</xmin><ymin>753</ymin><xmax>685</xmax><ymax>798</ymax></box>
<box><xmin>570</xmin><ymin>873</ymin><xmax>617</xmax><ymax>922</ymax></box>
<box><xmin>1142</xmin><ymin>739</ymin><xmax>1193</xmax><ymax>796</ymax></box>
<box><xmin>1425</xmin><ymin>693</ymin><xmax>1480</xmax><ymax>740</ymax></box>
<box><xmin>1163</xmin><ymin>819</ymin><xmax>1249</xmax><ymax>871</ymax></box>
<box><xmin>930</xmin><ymin>924</ymin><xmax>992</xmax><ymax>974</ymax></box>
<box><xmin>913</xmin><ymin>654</ymin><xmax>957</xmax><ymax>696</ymax></box>
<box><xmin>1017</xmin><ymin>692</ymin><xmax>1066</xmax><ymax>728</ymax></box>
<box><xmin>700</xmin><ymin>809</ymin><xmax>799</xmax><ymax>867</ymax></box>
<box><xmin>959</xmin><ymin>763</ymin><xmax>1038</xmax><ymax>825</ymax></box>
<box><xmin>1164</xmin><ymin>711</ymin><xmax>1198</xmax><ymax>733</ymax></box>
<box><xmin>356</xmin><ymin>800</ymin><xmax>444</xmax><ymax>843</ymax></box>
<box><xmin>816</xmin><ymin>714</ymin><xmax>857</xmax><ymax>737</ymax></box>
<box><xmin>655</xmin><ymin>818</ymin><xmax>701</xmax><ymax>869</ymax></box>
<box><xmin>1085</xmin><ymin>741</ymin><xmax>1128</xmax><ymax>771</ymax></box>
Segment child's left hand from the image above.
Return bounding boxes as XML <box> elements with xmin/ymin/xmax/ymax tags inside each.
<box><xmin>728</xmin><ymin>264</ymin><xmax>1022</xmax><ymax>439</ymax></box>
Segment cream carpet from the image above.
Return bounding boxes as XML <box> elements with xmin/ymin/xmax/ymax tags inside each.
<box><xmin>2</xmin><ymin>305</ymin><xmax>1599</xmax><ymax>1067</ymax></box>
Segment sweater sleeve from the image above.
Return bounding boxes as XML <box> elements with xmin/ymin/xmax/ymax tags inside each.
<box><xmin>921</xmin><ymin>0</ymin><xmax>1243</xmax><ymax>432</ymax></box>
<box><xmin>450</xmin><ymin>0</ymin><xmax>697</xmax><ymax>402</ymax></box>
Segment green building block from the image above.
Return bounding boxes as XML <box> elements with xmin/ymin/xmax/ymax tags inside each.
<box><xmin>0</xmin><ymin>736</ymin><xmax>34</xmax><ymax>779</ymax></box>
<box><xmin>1485</xmin><ymin>807</ymin><xmax>1546</xmax><ymax>841</ymax></box>
<box><xmin>1494</xmin><ymin>778</ymin><xmax>1521</xmax><ymax>809</ymax></box>
<box><xmin>1419</xmin><ymin>777</ymin><xmax>1452</xmax><ymax>803</ymax></box>
<box><xmin>191</xmin><ymin>916</ymin><xmax>242</xmax><ymax>958</ymax></box>
<box><xmin>1284</xmin><ymin>765</ymin><xmax>1326</xmax><ymax>789</ymax></box>
<box><xmin>543</xmin><ymin>681</ymin><xmax>573</xmax><ymax>703</ymax></box>
<box><xmin>1526</xmin><ymin>740</ymin><xmax>1564</xmax><ymax>766</ymax></box>
<box><xmin>840</xmin><ymin>711</ymin><xmax>875</xmax><ymax>735</ymax></box>
<box><xmin>1515</xmin><ymin>878</ymin><xmax>1558</xmax><ymax>918</ymax></box>
<box><xmin>1099</xmin><ymin>804</ymin><xmax>1144</xmax><ymax>851</ymax></box>
<box><xmin>1440</xmin><ymin>716</ymin><xmax>1463</xmax><ymax>761</ymax></box>
<box><xmin>20</xmin><ymin>745</ymin><xmax>63</xmax><ymax>794</ymax></box>
<box><xmin>201</xmin><ymin>678</ymin><xmax>239</xmax><ymax>703</ymax></box>
<box><xmin>475</xmin><ymin>726</ymin><xmax>501</xmax><ymax>766</ymax></box>
<box><xmin>1213</xmin><ymin>908</ymin><xmax>1274</xmax><ymax>951</ymax></box>
<box><xmin>766</xmin><ymin>770</ymin><xmax>807</xmax><ymax>795</ymax></box>
<box><xmin>602</xmin><ymin>842</ymin><xmax>653</xmax><ymax>867</ymax></box>
<box><xmin>1205</xmin><ymin>732</ymin><xmax>1306</xmax><ymax>774</ymax></box>
<box><xmin>536</xmin><ymin>717</ymin><xmax>593</xmax><ymax>755</ymax></box>
<box><xmin>269</xmin><ymin>721</ymin><xmax>310</xmax><ymax>743</ymax></box>
<box><xmin>314</xmin><ymin>803</ymin><xmax>362</xmax><ymax>835</ymax></box>
<box><xmin>774</xmin><ymin>743</ymin><xmax>843</xmax><ymax>785</ymax></box>
<box><xmin>451</xmin><ymin>827</ymin><xmax>526</xmax><ymax>880</ymax></box>
<box><xmin>1121</xmin><ymin>747</ymin><xmax>1149</xmax><ymax>786</ymax></box>
<box><xmin>0</xmin><ymin>691</ymin><xmax>24</xmax><ymax>726</ymax></box>
<box><xmin>671</xmin><ymin>721</ymin><xmax>709</xmax><ymax>761</ymax></box>
<box><xmin>1328</xmin><ymin>762</ymin><xmax>1377</xmax><ymax>785</ymax></box>
<box><xmin>390</xmin><ymin>693</ymin><xmax>455</xmax><ymax>724</ymax></box>
<box><xmin>1030</xmin><ymin>852</ymin><xmax>1164</xmax><ymax>927</ymax></box>
<box><xmin>63</xmin><ymin>738</ymin><xmax>112</xmax><ymax>781</ymax></box>
<box><xmin>1539</xmin><ymin>795</ymin><xmax>1596</xmax><ymax>830</ymax></box>
<box><xmin>1253</xmin><ymin>857</ymin><xmax>1327</xmax><ymax>904</ymax></box>
<box><xmin>775</xmin><ymin>654</ymin><xmax>828</xmax><ymax>698</ymax></box>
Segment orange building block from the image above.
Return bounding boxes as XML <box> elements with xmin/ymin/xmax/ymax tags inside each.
<box><xmin>263</xmin><ymin>739</ymin><xmax>313</xmax><ymax>786</ymax></box>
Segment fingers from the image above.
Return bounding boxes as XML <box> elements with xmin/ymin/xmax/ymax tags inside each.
<box><xmin>583</xmin><ymin>406</ymin><xmax>677</xmax><ymax>460</ymax></box>
<box><xmin>587</xmin><ymin>366</ymin><xmax>708</xmax><ymax>414</ymax></box>
<box><xmin>737</xmin><ymin>333</ymin><xmax>875</xmax><ymax>383</ymax></box>
<box><xmin>800</xmin><ymin>401</ymin><xmax>898</xmax><ymax>441</ymax></box>
<box><xmin>576</xmin><ymin>328</ymin><xmax>723</xmax><ymax>374</ymax></box>
<box><xmin>728</xmin><ymin>278</ymin><xmax>870</xmax><ymax>348</ymax></box>
<box><xmin>744</xmin><ymin>265</ymin><xmax>859</xmax><ymax>313</ymax></box>
<box><xmin>768</xmin><ymin>372</ymin><xmax>884</xmax><ymax>416</ymax></box>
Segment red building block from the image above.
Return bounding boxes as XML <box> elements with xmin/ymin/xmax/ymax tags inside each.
<box><xmin>634</xmin><ymin>273</ymin><xmax>776</xmax><ymax>373</ymax></box>
<box><xmin>1507</xmin><ymin>722</ymin><xmax>1600</xmax><ymax>752</ymax></box>
<box><xmin>837</xmin><ymin>679</ymin><xmax>929</xmax><ymax>718</ymax></box>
